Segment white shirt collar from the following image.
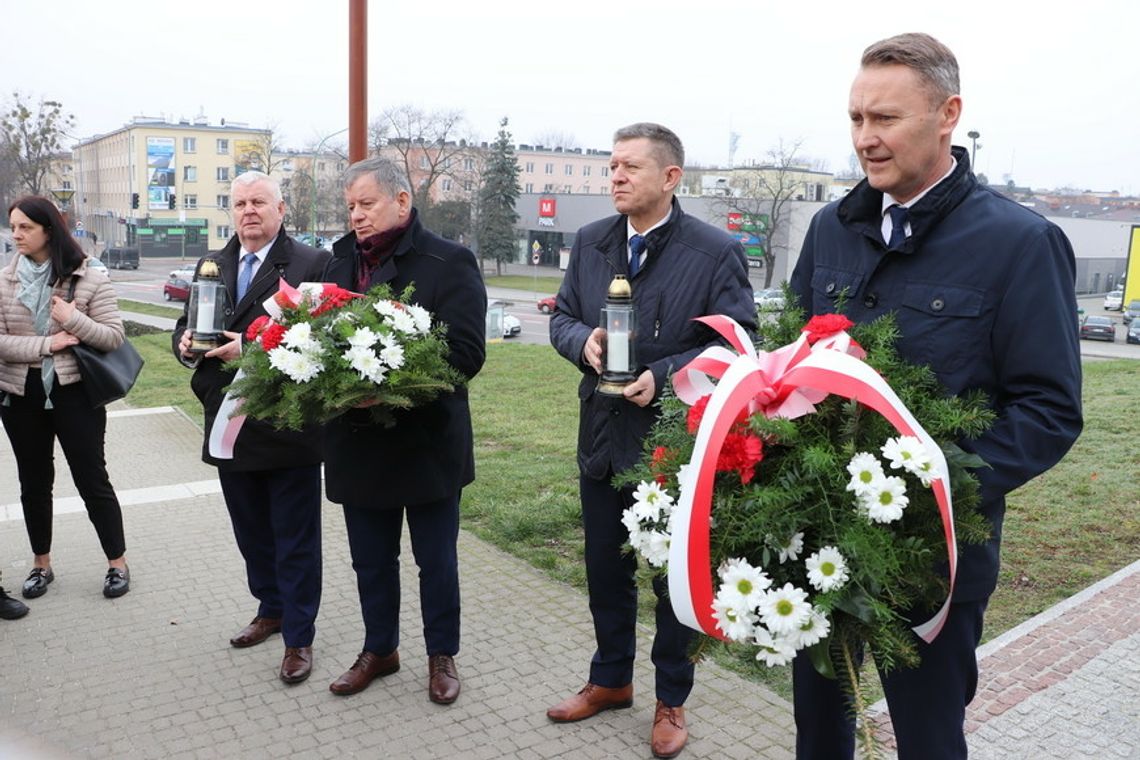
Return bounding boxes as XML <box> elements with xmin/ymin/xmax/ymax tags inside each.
<box><xmin>881</xmin><ymin>155</ymin><xmax>958</xmax><ymax>216</ymax></box>
<box><xmin>627</xmin><ymin>208</ymin><xmax>672</xmax><ymax>243</ymax></box>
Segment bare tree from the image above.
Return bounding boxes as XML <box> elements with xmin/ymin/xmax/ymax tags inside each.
<box><xmin>0</xmin><ymin>92</ymin><xmax>75</xmax><ymax>196</ymax></box>
<box><xmin>235</xmin><ymin>124</ymin><xmax>287</xmax><ymax>174</ymax></box>
<box><xmin>369</xmin><ymin>105</ymin><xmax>478</xmax><ymax>208</ymax></box>
<box><xmin>716</xmin><ymin>139</ymin><xmax>813</xmax><ymax>288</ymax></box>
<box><xmin>530</xmin><ymin>130</ymin><xmax>579</xmax><ymax>150</ymax></box>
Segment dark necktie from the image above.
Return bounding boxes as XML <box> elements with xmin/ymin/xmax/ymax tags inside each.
<box><xmin>629</xmin><ymin>234</ymin><xmax>646</xmax><ymax>278</ymax></box>
<box><xmin>887</xmin><ymin>205</ymin><xmax>909</xmax><ymax>250</ymax></box>
<box><xmin>237</xmin><ymin>252</ymin><xmax>257</xmax><ymax>301</ymax></box>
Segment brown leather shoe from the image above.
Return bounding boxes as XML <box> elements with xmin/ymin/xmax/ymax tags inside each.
<box><xmin>428</xmin><ymin>654</ymin><xmax>460</xmax><ymax>704</ymax></box>
<box><xmin>651</xmin><ymin>701</ymin><xmax>687</xmax><ymax>758</ymax></box>
<box><xmin>279</xmin><ymin>646</ymin><xmax>313</xmax><ymax>684</ymax></box>
<box><xmin>329</xmin><ymin>650</ymin><xmax>400</xmax><ymax>696</ymax></box>
<box><xmin>546</xmin><ymin>682</ymin><xmax>634</xmax><ymax>722</ymax></box>
<box><xmin>229</xmin><ymin>616</ymin><xmax>282</xmax><ymax>648</ymax></box>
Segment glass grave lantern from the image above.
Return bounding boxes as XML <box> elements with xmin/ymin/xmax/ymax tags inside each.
<box><xmin>597</xmin><ymin>274</ymin><xmax>638</xmax><ymax>396</ymax></box>
<box><xmin>187</xmin><ymin>260</ymin><xmax>230</xmax><ymax>353</ymax></box>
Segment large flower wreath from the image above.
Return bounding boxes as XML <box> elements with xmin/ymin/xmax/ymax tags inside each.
<box><xmin>619</xmin><ymin>302</ymin><xmax>994</xmax><ymax>755</ymax></box>
<box><xmin>225</xmin><ymin>280</ymin><xmax>462</xmax><ymax>430</ymax></box>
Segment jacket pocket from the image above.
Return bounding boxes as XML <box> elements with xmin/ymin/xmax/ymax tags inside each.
<box><xmin>898</xmin><ymin>281</ymin><xmax>987</xmax><ymax>376</ymax></box>
<box><xmin>809</xmin><ymin>267</ymin><xmax>865</xmax><ymax>311</ymax></box>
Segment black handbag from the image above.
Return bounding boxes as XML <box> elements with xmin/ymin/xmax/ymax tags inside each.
<box><xmin>65</xmin><ymin>276</ymin><xmax>145</xmax><ymax>407</ymax></box>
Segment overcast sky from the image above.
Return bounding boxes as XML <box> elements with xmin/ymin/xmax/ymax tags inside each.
<box><xmin>4</xmin><ymin>0</ymin><xmax>1137</xmax><ymax>193</ymax></box>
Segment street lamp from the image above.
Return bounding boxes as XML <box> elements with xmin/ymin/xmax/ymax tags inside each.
<box><xmin>967</xmin><ymin>130</ymin><xmax>981</xmax><ymax>169</ymax></box>
<box><xmin>50</xmin><ymin>188</ymin><xmax>76</xmax><ymax>230</ymax></box>
<box><xmin>310</xmin><ymin>127</ymin><xmax>349</xmax><ymax>240</ymax></box>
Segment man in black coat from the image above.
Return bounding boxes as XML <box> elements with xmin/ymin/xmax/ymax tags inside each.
<box><xmin>320</xmin><ymin>157</ymin><xmax>486</xmax><ymax>705</ymax></box>
<box><xmin>548</xmin><ymin>123</ymin><xmax>756</xmax><ymax>759</ymax></box>
<box><xmin>173</xmin><ymin>171</ymin><xmax>329</xmax><ymax>685</ymax></box>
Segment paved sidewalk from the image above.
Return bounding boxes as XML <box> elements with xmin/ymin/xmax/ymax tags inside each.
<box><xmin>1</xmin><ymin>406</ymin><xmax>1136</xmax><ymax>759</ymax></box>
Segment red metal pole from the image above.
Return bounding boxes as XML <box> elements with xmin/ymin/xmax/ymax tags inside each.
<box><xmin>348</xmin><ymin>0</ymin><xmax>367</xmax><ymax>162</ymax></box>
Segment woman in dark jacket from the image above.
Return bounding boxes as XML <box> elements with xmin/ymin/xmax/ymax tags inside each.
<box><xmin>0</xmin><ymin>196</ymin><xmax>131</xmax><ymax>600</ymax></box>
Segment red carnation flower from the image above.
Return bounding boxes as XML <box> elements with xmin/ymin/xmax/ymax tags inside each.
<box><xmin>802</xmin><ymin>313</ymin><xmax>854</xmax><ymax>343</ymax></box>
<box><xmin>687</xmin><ymin>396</ymin><xmax>712</xmax><ymax>434</ymax></box>
<box><xmin>651</xmin><ymin>446</ymin><xmax>673</xmax><ymax>486</ymax></box>
<box><xmin>260</xmin><ymin>323</ymin><xmax>287</xmax><ymax>350</ymax></box>
<box><xmin>245</xmin><ymin>315</ymin><xmax>271</xmax><ymax>341</ymax></box>
<box><xmin>717</xmin><ymin>433</ymin><xmax>764</xmax><ymax>484</ymax></box>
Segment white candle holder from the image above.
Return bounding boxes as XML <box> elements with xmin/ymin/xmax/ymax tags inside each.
<box><xmin>598</xmin><ymin>274</ymin><xmax>638</xmax><ymax>396</ymax></box>
<box><xmin>187</xmin><ymin>259</ymin><xmax>230</xmax><ymax>353</ymax></box>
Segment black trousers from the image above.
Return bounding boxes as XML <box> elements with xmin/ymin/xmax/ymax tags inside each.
<box><xmin>218</xmin><ymin>466</ymin><xmax>323</xmax><ymax>648</ymax></box>
<box><xmin>0</xmin><ymin>370</ymin><xmax>126</xmax><ymax>559</ymax></box>
<box><xmin>792</xmin><ymin>598</ymin><xmax>988</xmax><ymax>760</ymax></box>
<box><xmin>580</xmin><ymin>473</ymin><xmax>696</xmax><ymax>707</ymax></box>
<box><xmin>342</xmin><ymin>493</ymin><xmax>461</xmax><ymax>658</ymax></box>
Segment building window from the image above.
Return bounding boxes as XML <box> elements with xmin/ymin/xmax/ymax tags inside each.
<box><xmin>217</xmin><ymin>225</ymin><xmax>231</xmax><ymax>239</ymax></box>
<box><xmin>601</xmin><ymin>167</ymin><xmax>609</xmax><ymax>177</ymax></box>
<box><xmin>216</xmin><ymin>167</ymin><xmax>230</xmax><ymax>181</ymax></box>
<box><xmin>184</xmin><ymin>166</ymin><xmax>197</xmax><ymax>181</ymax></box>
<box><xmin>583</xmin><ymin>166</ymin><xmax>591</xmax><ymax>177</ymax></box>
<box><xmin>216</xmin><ymin>194</ymin><xmax>230</xmax><ymax>209</ymax></box>
<box><xmin>464</xmin><ymin>180</ymin><xmax>473</xmax><ymax>191</ymax></box>
<box><xmin>525</xmin><ymin>183</ymin><xmax>534</xmax><ymax>193</ymax></box>
<box><xmin>62</xmin><ymin>180</ymin><xmax>72</xmax><ymax>189</ymax></box>
<box><xmin>563</xmin><ymin>184</ymin><xmax>572</xmax><ymax>193</ymax></box>
<box><xmin>216</xmin><ymin>138</ymin><xmax>229</xmax><ymax>154</ymax></box>
<box><xmin>525</xmin><ymin>161</ymin><xmax>534</xmax><ymax>173</ymax></box>
<box><xmin>443</xmin><ymin>157</ymin><xmax>452</xmax><ymax>169</ymax></box>
<box><xmin>543</xmin><ymin>183</ymin><xmax>554</xmax><ymax>192</ymax></box>
<box><xmin>184</xmin><ymin>194</ymin><xmax>198</xmax><ymax>209</ymax></box>
<box><xmin>442</xmin><ymin>178</ymin><xmax>453</xmax><ymax>192</ymax></box>
<box><xmin>545</xmin><ymin>163</ymin><xmax>554</xmax><ymax>175</ymax></box>
<box><xmin>419</xmin><ymin>156</ymin><xmax>429</xmax><ymax>170</ymax></box>
<box><xmin>565</xmin><ymin>165</ymin><xmax>573</xmax><ymax>176</ymax></box>
<box><xmin>464</xmin><ymin>157</ymin><xmax>474</xmax><ymax>171</ymax></box>
<box><xmin>183</xmin><ymin>137</ymin><xmax>197</xmax><ymax>153</ymax></box>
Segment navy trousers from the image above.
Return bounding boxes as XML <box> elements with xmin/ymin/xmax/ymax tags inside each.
<box><xmin>793</xmin><ymin>598</ymin><xmax>988</xmax><ymax>759</ymax></box>
<box><xmin>218</xmin><ymin>465</ymin><xmax>322</xmax><ymax>648</ymax></box>
<box><xmin>580</xmin><ymin>473</ymin><xmax>696</xmax><ymax>707</ymax></box>
<box><xmin>342</xmin><ymin>492</ymin><xmax>461</xmax><ymax>658</ymax></box>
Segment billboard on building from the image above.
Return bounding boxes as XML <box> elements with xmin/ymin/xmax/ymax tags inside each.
<box><xmin>146</xmin><ymin>137</ymin><xmax>175</xmax><ymax>210</ymax></box>
<box><xmin>1125</xmin><ymin>225</ymin><xmax>1140</xmax><ymax>304</ymax></box>
<box><xmin>726</xmin><ymin>211</ymin><xmax>769</xmax><ymax>262</ymax></box>
<box><xmin>235</xmin><ymin>139</ymin><xmax>263</xmax><ymax>174</ymax></box>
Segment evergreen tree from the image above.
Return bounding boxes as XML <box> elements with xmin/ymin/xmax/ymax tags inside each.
<box><xmin>476</xmin><ymin>117</ymin><xmax>521</xmax><ymax>275</ymax></box>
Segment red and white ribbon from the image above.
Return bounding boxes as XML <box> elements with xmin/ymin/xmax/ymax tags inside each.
<box><xmin>667</xmin><ymin>315</ymin><xmax>956</xmax><ymax>644</ymax></box>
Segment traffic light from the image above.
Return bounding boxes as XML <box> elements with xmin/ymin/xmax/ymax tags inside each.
<box><xmin>131</xmin><ymin>193</ymin><xmax>139</xmax><ymax>209</ymax></box>
<box><xmin>168</xmin><ymin>194</ymin><xmax>177</xmax><ymax>210</ymax></box>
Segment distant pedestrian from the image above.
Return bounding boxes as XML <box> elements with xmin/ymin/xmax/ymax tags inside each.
<box><xmin>0</xmin><ymin>196</ymin><xmax>131</xmax><ymax>600</ymax></box>
<box><xmin>789</xmin><ymin>32</ymin><xmax>1083</xmax><ymax>759</ymax></box>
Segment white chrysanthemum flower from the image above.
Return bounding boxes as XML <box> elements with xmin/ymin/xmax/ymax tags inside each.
<box><xmin>777</xmin><ymin>532</ymin><xmax>805</xmax><ymax>564</ymax></box>
<box><xmin>711</xmin><ymin>594</ymin><xmax>758</xmax><ymax>642</ymax></box>
<box><xmin>787</xmin><ymin>608</ymin><xmax>831</xmax><ymax>649</ymax></box>
<box><xmin>911</xmin><ymin>457</ymin><xmax>939</xmax><ymax>487</ymax></box>
<box><xmin>343</xmin><ymin>347</ymin><xmax>386</xmax><ymax>384</ymax></box>
<box><xmin>297</xmin><ymin>282</ymin><xmax>325</xmax><ymax>301</ymax></box>
<box><xmin>881</xmin><ymin>436</ymin><xmax>930</xmax><ymax>474</ymax></box>
<box><xmin>643</xmin><ymin>530</ymin><xmax>671</xmax><ymax>568</ymax></box>
<box><xmin>805</xmin><ymin>546</ymin><xmax>850</xmax><ymax>592</ymax></box>
<box><xmin>620</xmin><ymin>507</ymin><xmax>642</xmax><ymax>538</ymax></box>
<box><xmin>373</xmin><ymin>300</ymin><xmax>400</xmax><ymax>319</ymax></box>
<box><xmin>752</xmin><ymin>626</ymin><xmax>798</xmax><ymax>667</ymax></box>
<box><xmin>633</xmin><ymin>481</ymin><xmax>674</xmax><ymax>509</ymax></box>
<box><xmin>347</xmin><ymin>326</ymin><xmax>380</xmax><ymax>348</ymax></box>
<box><xmin>846</xmin><ymin>452</ymin><xmax>885</xmax><ymax>496</ymax></box>
<box><xmin>405</xmin><ymin>303</ymin><xmax>431</xmax><ymax>334</ymax></box>
<box><xmin>281</xmin><ymin>321</ymin><xmax>313</xmax><ymax>349</ymax></box>
<box><xmin>269</xmin><ymin>347</ymin><xmax>322</xmax><ymax>383</ymax></box>
<box><xmin>387</xmin><ymin>308</ymin><xmax>418</xmax><ymax>335</ymax></box>
<box><xmin>862</xmin><ymin>475</ymin><xmax>909</xmax><ymax>523</ymax></box>
<box><xmin>719</xmin><ymin>558</ymin><xmax>772</xmax><ymax>608</ymax></box>
<box><xmin>757</xmin><ymin>583</ymin><xmax>812</xmax><ymax>634</ymax></box>
<box><xmin>378</xmin><ymin>331</ymin><xmax>399</xmax><ymax>349</ymax></box>
<box><xmin>379</xmin><ymin>343</ymin><xmax>405</xmax><ymax>370</ymax></box>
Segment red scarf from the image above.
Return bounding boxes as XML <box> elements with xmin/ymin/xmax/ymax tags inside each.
<box><xmin>355</xmin><ymin>217</ymin><xmax>412</xmax><ymax>292</ymax></box>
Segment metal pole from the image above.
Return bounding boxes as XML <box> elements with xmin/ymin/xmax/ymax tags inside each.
<box><xmin>349</xmin><ymin>0</ymin><xmax>368</xmax><ymax>163</ymax></box>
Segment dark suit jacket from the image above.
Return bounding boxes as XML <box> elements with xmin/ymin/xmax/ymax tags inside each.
<box><xmin>171</xmin><ymin>228</ymin><xmax>330</xmax><ymax>471</ymax></box>
<box><xmin>321</xmin><ymin>211</ymin><xmax>486</xmax><ymax>507</ymax></box>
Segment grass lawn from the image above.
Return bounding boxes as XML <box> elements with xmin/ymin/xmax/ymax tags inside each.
<box><xmin>121</xmin><ymin>330</ymin><xmax>1140</xmax><ymax>698</ymax></box>
<box><xmin>483</xmin><ymin>274</ymin><xmax>564</xmax><ymax>294</ymax></box>
<box><xmin>119</xmin><ymin>299</ymin><xmax>183</xmax><ymax>319</ymax></box>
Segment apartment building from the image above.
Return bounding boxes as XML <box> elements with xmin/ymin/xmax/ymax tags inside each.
<box><xmin>72</xmin><ymin>115</ymin><xmax>270</xmax><ymax>257</ymax></box>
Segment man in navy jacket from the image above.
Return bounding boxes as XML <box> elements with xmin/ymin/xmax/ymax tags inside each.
<box><xmin>320</xmin><ymin>157</ymin><xmax>486</xmax><ymax>706</ymax></box>
<box><xmin>789</xmin><ymin>33</ymin><xmax>1083</xmax><ymax>759</ymax></box>
<box><xmin>548</xmin><ymin>123</ymin><xmax>756</xmax><ymax>759</ymax></box>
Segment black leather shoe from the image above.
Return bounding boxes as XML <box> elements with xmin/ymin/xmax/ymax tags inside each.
<box><xmin>0</xmin><ymin>587</ymin><xmax>29</xmax><ymax>620</ymax></box>
<box><xmin>22</xmin><ymin>567</ymin><xmax>53</xmax><ymax>599</ymax></box>
<box><xmin>103</xmin><ymin>566</ymin><xmax>130</xmax><ymax>598</ymax></box>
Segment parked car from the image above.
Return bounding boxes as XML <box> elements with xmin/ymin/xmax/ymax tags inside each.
<box><xmin>1123</xmin><ymin>300</ymin><xmax>1140</xmax><ymax>325</ymax></box>
<box><xmin>753</xmin><ymin>288</ymin><xmax>785</xmax><ymax>310</ymax></box>
<box><xmin>1078</xmin><ymin>314</ymin><xmax>1115</xmax><ymax>342</ymax></box>
<box><xmin>103</xmin><ymin>246</ymin><xmax>140</xmax><ymax>270</ymax></box>
<box><xmin>1129</xmin><ymin>319</ymin><xmax>1140</xmax><ymax>345</ymax></box>
<box><xmin>1103</xmin><ymin>289</ymin><xmax>1124</xmax><ymax>311</ymax></box>
<box><xmin>503</xmin><ymin>313</ymin><xmax>522</xmax><ymax>338</ymax></box>
<box><xmin>537</xmin><ymin>296</ymin><xmax>557</xmax><ymax>314</ymax></box>
<box><xmin>86</xmin><ymin>256</ymin><xmax>108</xmax><ymax>274</ymax></box>
<box><xmin>164</xmin><ymin>271</ymin><xmax>192</xmax><ymax>301</ymax></box>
